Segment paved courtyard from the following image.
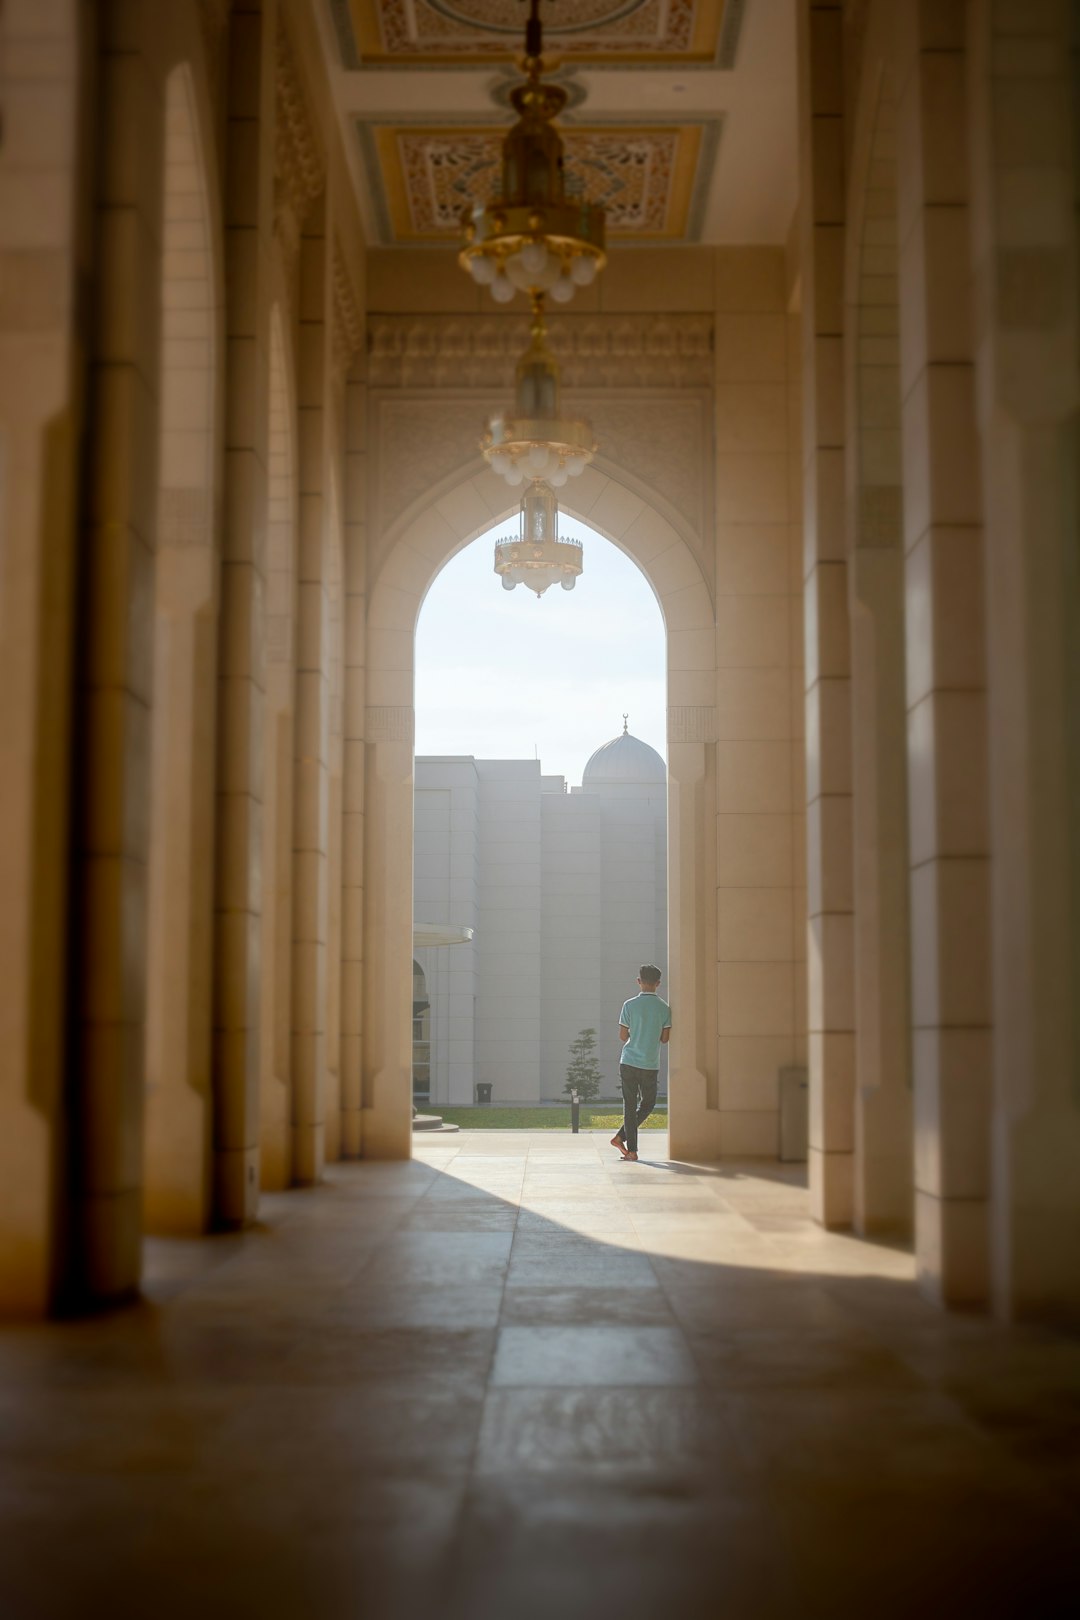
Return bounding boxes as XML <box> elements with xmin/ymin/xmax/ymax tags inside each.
<box><xmin>1</xmin><ymin>1131</ymin><xmax>1077</xmax><ymax>1618</ymax></box>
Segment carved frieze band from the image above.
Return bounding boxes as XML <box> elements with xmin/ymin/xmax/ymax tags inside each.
<box><xmin>332</xmin><ymin>240</ymin><xmax>364</xmax><ymax>379</ymax></box>
<box><xmin>367</xmin><ymin>314</ymin><xmax>714</xmax><ymax>390</ymax></box>
<box><xmin>365</xmin><ymin>705</ymin><xmax>414</xmax><ymax>744</ymax></box>
<box><xmin>668</xmin><ymin>705</ymin><xmax>717</xmax><ymax>743</ymax></box>
<box><xmin>274</xmin><ymin>21</ymin><xmax>325</xmax><ymax>273</ymax></box>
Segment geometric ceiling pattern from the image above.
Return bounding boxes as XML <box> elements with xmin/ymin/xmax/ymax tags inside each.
<box><xmin>344</xmin><ymin>0</ymin><xmax>729</xmax><ymax>66</ymax></box>
<box><xmin>325</xmin><ymin>0</ymin><xmax>799</xmax><ymax>249</ymax></box>
<box><xmin>372</xmin><ymin>122</ymin><xmax>708</xmax><ymax>240</ymax></box>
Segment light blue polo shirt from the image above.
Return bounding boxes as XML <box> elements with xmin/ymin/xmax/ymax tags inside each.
<box><xmin>619</xmin><ymin>991</ymin><xmax>672</xmax><ymax>1072</ymax></box>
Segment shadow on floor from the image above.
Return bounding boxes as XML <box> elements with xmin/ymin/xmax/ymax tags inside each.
<box><xmin>0</xmin><ymin>1135</ymin><xmax>1077</xmax><ymax>1620</ymax></box>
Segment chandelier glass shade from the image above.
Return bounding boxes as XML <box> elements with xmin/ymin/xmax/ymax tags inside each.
<box><xmin>458</xmin><ymin>1</ymin><xmax>605</xmax><ymax>308</ymax></box>
<box><xmin>495</xmin><ymin>481</ymin><xmax>583</xmax><ymax>597</ymax></box>
<box><xmin>482</xmin><ymin>301</ymin><xmax>596</xmax><ymax>490</ymax></box>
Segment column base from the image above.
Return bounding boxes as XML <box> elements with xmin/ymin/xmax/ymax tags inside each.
<box><xmin>259</xmin><ymin>1123</ymin><xmax>291</xmax><ymax>1192</ymax></box>
<box><xmin>361</xmin><ymin>1100</ymin><xmax>411</xmax><ymax>1160</ymax></box>
<box><xmin>915</xmin><ymin>1190</ymin><xmax>988</xmax><ymax>1309</ymax></box>
<box><xmin>214</xmin><ymin>1147</ymin><xmax>259</xmax><ymax>1227</ymax></box>
<box><xmin>292</xmin><ymin>1123</ymin><xmax>325</xmax><ymax>1185</ymax></box>
<box><xmin>341</xmin><ymin>1107</ymin><xmax>363</xmax><ymax>1157</ymax></box>
<box><xmin>809</xmin><ymin>1146</ymin><xmax>854</xmax><ymax>1228</ymax></box>
<box><xmin>68</xmin><ymin>1189</ymin><xmax>141</xmax><ymax>1308</ymax></box>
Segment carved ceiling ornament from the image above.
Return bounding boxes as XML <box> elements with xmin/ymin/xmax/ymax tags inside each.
<box><xmin>274</xmin><ymin>20</ymin><xmax>326</xmax><ymax>276</ymax></box>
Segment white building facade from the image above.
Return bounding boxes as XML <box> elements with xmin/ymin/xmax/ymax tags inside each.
<box><xmin>413</xmin><ymin>728</ymin><xmax>668</xmax><ymax>1106</ymax></box>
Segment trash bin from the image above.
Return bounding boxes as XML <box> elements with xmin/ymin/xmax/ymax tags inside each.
<box><xmin>475</xmin><ymin>1083</ymin><xmax>493</xmax><ymax>1106</ymax></box>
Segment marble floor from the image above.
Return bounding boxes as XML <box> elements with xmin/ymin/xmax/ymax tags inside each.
<box><xmin>1</xmin><ymin>1132</ymin><xmax>1078</xmax><ymax>1619</ymax></box>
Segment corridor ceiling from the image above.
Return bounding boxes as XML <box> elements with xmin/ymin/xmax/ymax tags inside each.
<box><xmin>317</xmin><ymin>0</ymin><xmax>798</xmax><ymax>248</ymax></box>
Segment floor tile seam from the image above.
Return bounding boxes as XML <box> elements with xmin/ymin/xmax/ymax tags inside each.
<box><xmin>486</xmin><ymin>1378</ymin><xmax>702</xmax><ymax>1393</ymax></box>
<box><xmin>636</xmin><ymin>1238</ymin><xmax>703</xmax><ymax>1367</ymax></box>
<box><xmin>623</xmin><ymin>1216</ymin><xmax>767</xmax><ymax>1263</ymax></box>
<box><xmin>452</xmin><ymin>1157</ymin><xmax>524</xmax><ymax>1527</ymax></box>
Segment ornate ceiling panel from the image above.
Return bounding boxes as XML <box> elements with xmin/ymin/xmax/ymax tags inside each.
<box><xmin>368</xmin><ymin>121</ymin><xmax>711</xmax><ymax>241</ymax></box>
<box><xmin>341</xmin><ymin>0</ymin><xmax>728</xmax><ymax>66</ymax></box>
<box><xmin>324</xmin><ymin>0</ymin><xmax>798</xmax><ymax>247</ymax></box>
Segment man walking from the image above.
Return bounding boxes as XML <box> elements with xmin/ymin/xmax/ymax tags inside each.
<box><xmin>611</xmin><ymin>965</ymin><xmax>671</xmax><ymax>1161</ymax></box>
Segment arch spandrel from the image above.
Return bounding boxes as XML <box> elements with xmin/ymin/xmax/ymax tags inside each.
<box><xmin>366</xmin><ymin>383</ymin><xmax>714</xmax><ymax>595</ymax></box>
<box><xmin>370</xmin><ymin>460</ymin><xmax>713</xmax><ymax>640</ymax></box>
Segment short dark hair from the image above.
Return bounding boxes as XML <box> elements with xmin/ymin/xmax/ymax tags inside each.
<box><xmin>639</xmin><ymin>965</ymin><xmax>662</xmax><ymax>986</ymax></box>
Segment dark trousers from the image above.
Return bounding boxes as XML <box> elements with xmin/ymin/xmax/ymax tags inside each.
<box><xmin>618</xmin><ymin>1064</ymin><xmax>658</xmax><ymax>1154</ymax></box>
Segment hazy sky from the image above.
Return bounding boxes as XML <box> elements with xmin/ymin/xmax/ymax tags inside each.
<box><xmin>415</xmin><ymin>514</ymin><xmax>667</xmax><ymax>786</ymax></box>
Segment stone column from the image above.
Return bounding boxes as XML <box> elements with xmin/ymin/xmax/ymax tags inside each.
<box><xmin>846</xmin><ymin>54</ymin><xmax>914</xmax><ymax>1234</ymax></box>
<box><xmin>143</xmin><ymin>66</ymin><xmax>220</xmax><ymax>1235</ymax></box>
<box><xmin>712</xmin><ymin>248</ymin><xmax>806</xmax><ymax>1162</ymax></box>
<box><xmin>258</xmin><ymin>309</ymin><xmax>297</xmax><ymax>1191</ymax></box>
<box><xmin>361</xmin><ymin>703</ymin><xmax>415</xmax><ymax>1161</ymax></box>
<box><xmin>797</xmin><ymin>0</ymin><xmax>856</xmax><ymax>1226</ymax></box>
<box><xmin>896</xmin><ymin>2</ymin><xmax>992</xmax><ymax>1306</ymax></box>
<box><xmin>968</xmin><ymin>0</ymin><xmax>1080</xmax><ymax>1321</ymax></box>
<box><xmin>666</xmin><ymin>726</ymin><xmax>719</xmax><ymax>1162</ymax></box>
<box><xmin>291</xmin><ymin>199</ymin><xmax>330</xmax><ymax>1183</ymax></box>
<box><xmin>0</xmin><ymin>0</ymin><xmax>86</xmax><ymax>1312</ymax></box>
<box><xmin>340</xmin><ymin>371</ymin><xmax>366</xmax><ymax>1157</ymax></box>
<box><xmin>322</xmin><ymin>259</ymin><xmax>353</xmax><ymax>1160</ymax></box>
<box><xmin>213</xmin><ymin>0</ymin><xmax>275</xmax><ymax>1225</ymax></box>
<box><xmin>323</xmin><ymin>472</ymin><xmax>345</xmax><ymax>1164</ymax></box>
<box><xmin>66</xmin><ymin>0</ymin><xmax>163</xmax><ymax>1300</ymax></box>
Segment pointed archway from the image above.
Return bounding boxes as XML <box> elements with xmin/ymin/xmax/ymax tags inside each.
<box><xmin>359</xmin><ymin>458</ymin><xmax>719</xmax><ymax>1160</ymax></box>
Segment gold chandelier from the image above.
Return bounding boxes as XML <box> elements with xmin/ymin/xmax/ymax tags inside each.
<box><xmin>459</xmin><ymin>0</ymin><xmax>606</xmax><ymax>307</ymax></box>
<box><xmin>482</xmin><ymin>299</ymin><xmax>595</xmax><ymax>490</ymax></box>
<box><xmin>494</xmin><ymin>482</ymin><xmax>584</xmax><ymax>597</ymax></box>
<box><xmin>459</xmin><ymin>1</ymin><xmax>607</xmax><ymax>596</ymax></box>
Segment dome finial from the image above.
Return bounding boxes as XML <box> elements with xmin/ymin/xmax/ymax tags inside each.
<box><xmin>622</xmin><ymin>712</ymin><xmax>629</xmax><ymax>734</ymax></box>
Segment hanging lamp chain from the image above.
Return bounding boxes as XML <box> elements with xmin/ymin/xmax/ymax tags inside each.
<box><xmin>523</xmin><ymin>0</ymin><xmax>543</xmax><ymax>67</ymax></box>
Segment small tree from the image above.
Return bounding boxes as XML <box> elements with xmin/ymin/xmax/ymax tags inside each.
<box><xmin>564</xmin><ymin>1028</ymin><xmax>603</xmax><ymax>1103</ymax></box>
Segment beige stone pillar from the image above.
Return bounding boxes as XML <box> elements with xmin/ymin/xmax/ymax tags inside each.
<box><xmin>213</xmin><ymin>0</ymin><xmax>275</xmax><ymax>1225</ymax></box>
<box><xmin>361</xmin><ymin>705</ymin><xmax>415</xmax><ymax>1161</ymax></box>
<box><xmin>711</xmin><ymin>250</ymin><xmax>806</xmax><ymax>1163</ymax></box>
<box><xmin>667</xmin><ymin>730</ymin><xmax>719</xmax><ymax>1162</ymax></box>
<box><xmin>896</xmin><ymin>2</ymin><xmax>992</xmax><ymax>1306</ymax></box>
<box><xmin>291</xmin><ymin>201</ymin><xmax>330</xmax><ymax>1183</ymax></box>
<box><xmin>968</xmin><ymin>0</ymin><xmax>1080</xmax><ymax>1322</ymax></box>
<box><xmin>845</xmin><ymin>45</ymin><xmax>913</xmax><ymax>1235</ymax></box>
<box><xmin>258</xmin><ymin>308</ymin><xmax>296</xmax><ymax>1190</ymax></box>
<box><xmin>797</xmin><ymin>0</ymin><xmax>856</xmax><ymax>1226</ymax></box>
<box><xmin>66</xmin><ymin>0</ymin><xmax>163</xmax><ymax>1300</ymax></box>
<box><xmin>0</xmin><ymin>0</ymin><xmax>85</xmax><ymax>1312</ymax></box>
<box><xmin>340</xmin><ymin>372</ymin><xmax>366</xmax><ymax>1157</ymax></box>
<box><xmin>143</xmin><ymin>66</ymin><xmax>220</xmax><ymax>1235</ymax></box>
<box><xmin>323</xmin><ymin>469</ymin><xmax>345</xmax><ymax>1165</ymax></box>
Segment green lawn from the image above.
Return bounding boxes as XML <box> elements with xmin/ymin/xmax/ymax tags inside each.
<box><xmin>433</xmin><ymin>1105</ymin><xmax>668</xmax><ymax>1131</ymax></box>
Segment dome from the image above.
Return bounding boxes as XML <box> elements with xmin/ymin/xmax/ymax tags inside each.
<box><xmin>582</xmin><ymin>721</ymin><xmax>666</xmax><ymax>786</ymax></box>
